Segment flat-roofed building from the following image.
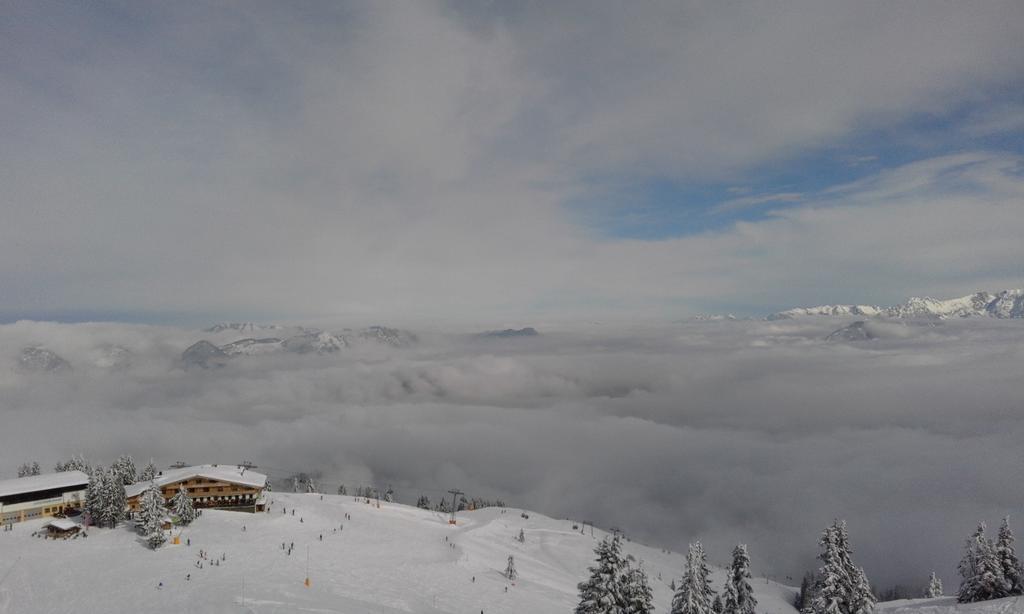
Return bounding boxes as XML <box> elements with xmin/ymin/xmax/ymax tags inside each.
<box><xmin>0</xmin><ymin>471</ymin><xmax>90</xmax><ymax>524</ymax></box>
<box><xmin>125</xmin><ymin>464</ymin><xmax>267</xmax><ymax>514</ymax></box>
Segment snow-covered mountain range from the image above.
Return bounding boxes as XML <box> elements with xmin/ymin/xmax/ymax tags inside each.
<box><xmin>181</xmin><ymin>326</ymin><xmax>418</xmax><ymax>368</ymax></box>
<box><xmin>768</xmin><ymin>290</ymin><xmax>1024</xmax><ymax>320</ymax></box>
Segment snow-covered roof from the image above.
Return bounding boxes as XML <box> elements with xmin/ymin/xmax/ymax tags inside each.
<box><xmin>0</xmin><ymin>471</ymin><xmax>90</xmax><ymax>499</ymax></box>
<box><xmin>45</xmin><ymin>518</ymin><xmax>78</xmax><ymax>531</ymax></box>
<box><xmin>125</xmin><ymin>465</ymin><xmax>267</xmax><ymax>498</ymax></box>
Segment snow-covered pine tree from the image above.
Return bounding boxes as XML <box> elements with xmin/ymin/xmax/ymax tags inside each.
<box><xmin>338</xmin><ymin>485</ymin><xmax>348</xmax><ymax>496</ymax></box>
<box><xmin>506</xmin><ymin>555</ymin><xmax>519</xmax><ymax>581</ymax></box>
<box><xmin>723</xmin><ymin>544</ymin><xmax>757</xmax><ymax>614</ymax></box>
<box><xmin>812</xmin><ymin>522</ymin><xmax>850</xmax><ymax>614</ymax></box>
<box><xmin>712</xmin><ymin>594</ymin><xmax>724</xmax><ymax>614</ymax></box>
<box><xmin>292</xmin><ymin>477</ymin><xmax>301</xmax><ymax>493</ymax></box>
<box><xmin>996</xmin><ymin>517</ymin><xmax>1023</xmax><ymax>595</ymax></box>
<box><xmin>576</xmin><ymin>535</ymin><xmax>628</xmax><ymax>614</ymax></box>
<box><xmin>138</xmin><ymin>459</ymin><xmax>157</xmax><ymax>482</ymax></box>
<box><xmin>383</xmin><ymin>487</ymin><xmax>395</xmax><ymax>503</ymax></box>
<box><xmin>54</xmin><ymin>454</ymin><xmax>90</xmax><ymax>475</ymax></box>
<box><xmin>416</xmin><ymin>495</ymin><xmax>430</xmax><ymax>509</ymax></box>
<box><xmin>84</xmin><ymin>466</ymin><xmax>105</xmax><ymax>525</ymax></box>
<box><xmin>811</xmin><ymin>520</ymin><xmax>875</xmax><ymax>614</ymax></box>
<box><xmin>671</xmin><ymin>540</ymin><xmax>716</xmax><ymax>614</ymax></box>
<box><xmin>99</xmin><ymin>467</ymin><xmax>127</xmax><ymax>528</ymax></box>
<box><xmin>848</xmin><ymin>566</ymin><xmax>874</xmax><ymax>614</ymax></box>
<box><xmin>958</xmin><ymin>522</ymin><xmax>1006</xmax><ymax>603</ymax></box>
<box><xmin>924</xmin><ymin>572</ymin><xmax>943</xmax><ymax>598</ymax></box>
<box><xmin>835</xmin><ymin>521</ymin><xmax>875</xmax><ymax>614</ymax></box>
<box><xmin>139</xmin><ymin>482</ymin><xmax>167</xmax><ymax>549</ymax></box>
<box><xmin>111</xmin><ymin>454</ymin><xmax>137</xmax><ymax>485</ymax></box>
<box><xmin>518</xmin><ymin>529</ymin><xmax>526</xmax><ymax>543</ymax></box>
<box><xmin>622</xmin><ymin>562</ymin><xmax>654</xmax><ymax>614</ymax></box>
<box><xmin>17</xmin><ymin>462</ymin><xmax>32</xmax><ymax>477</ymax></box>
<box><xmin>796</xmin><ymin>572</ymin><xmax>816</xmax><ymax>612</ymax></box>
<box><xmin>171</xmin><ymin>484</ymin><xmax>196</xmax><ymax>525</ymax></box>
<box><xmin>304</xmin><ymin>477</ymin><xmax>317</xmax><ymax>493</ymax></box>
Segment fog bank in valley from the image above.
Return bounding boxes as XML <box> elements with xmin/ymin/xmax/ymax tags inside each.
<box><xmin>2</xmin><ymin>317</ymin><xmax>1022</xmax><ymax>589</ymax></box>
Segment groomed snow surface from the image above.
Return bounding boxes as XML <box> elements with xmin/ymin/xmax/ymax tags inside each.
<box><xmin>877</xmin><ymin>596</ymin><xmax>1024</xmax><ymax>614</ymax></box>
<box><xmin>0</xmin><ymin>493</ymin><xmax>800</xmax><ymax>614</ymax></box>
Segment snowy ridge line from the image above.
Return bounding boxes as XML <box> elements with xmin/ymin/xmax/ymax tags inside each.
<box><xmin>766</xmin><ymin>289</ymin><xmax>1024</xmax><ymax>321</ymax></box>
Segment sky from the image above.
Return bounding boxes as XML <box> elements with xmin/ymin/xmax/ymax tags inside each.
<box><xmin>2</xmin><ymin>1</ymin><xmax>1024</xmax><ymax>325</ymax></box>
<box><xmin>3</xmin><ymin>0</ymin><xmax>1024</xmax><ymax>595</ymax></box>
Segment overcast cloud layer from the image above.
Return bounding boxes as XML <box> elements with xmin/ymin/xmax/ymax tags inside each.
<box><xmin>3</xmin><ymin>318</ymin><xmax>1023</xmax><ymax>589</ymax></box>
<box><xmin>3</xmin><ymin>2</ymin><xmax>1024</xmax><ymax>322</ymax></box>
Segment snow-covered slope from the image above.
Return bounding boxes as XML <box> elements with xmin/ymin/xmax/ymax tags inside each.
<box><xmin>769</xmin><ymin>290</ymin><xmax>1024</xmax><ymax>320</ymax></box>
<box><xmin>0</xmin><ymin>493</ymin><xmax>799</xmax><ymax>614</ymax></box>
<box><xmin>877</xmin><ymin>596</ymin><xmax>1024</xmax><ymax>613</ymax></box>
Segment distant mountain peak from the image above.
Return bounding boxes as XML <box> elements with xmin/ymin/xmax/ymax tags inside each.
<box><xmin>204</xmin><ymin>322</ymin><xmax>282</xmax><ymax>334</ymax></box>
<box><xmin>17</xmin><ymin>346</ymin><xmax>72</xmax><ymax>373</ymax></box>
<box><xmin>480</xmin><ymin>327</ymin><xmax>539</xmax><ymax>338</ymax></box>
<box><xmin>768</xmin><ymin>289</ymin><xmax>1024</xmax><ymax>320</ymax></box>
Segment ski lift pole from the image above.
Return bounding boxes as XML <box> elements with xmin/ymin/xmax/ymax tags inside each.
<box><xmin>447</xmin><ymin>489</ymin><xmax>463</xmax><ymax>525</ymax></box>
<box><xmin>304</xmin><ymin>545</ymin><xmax>311</xmax><ymax>587</ymax></box>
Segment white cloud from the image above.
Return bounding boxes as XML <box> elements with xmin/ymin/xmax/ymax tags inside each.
<box><xmin>1</xmin><ymin>2</ymin><xmax>1023</xmax><ymax>320</ymax></box>
<box><xmin>2</xmin><ymin>317</ymin><xmax>1023</xmax><ymax>588</ymax></box>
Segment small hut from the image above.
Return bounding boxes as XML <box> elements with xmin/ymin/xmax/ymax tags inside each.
<box><xmin>44</xmin><ymin>518</ymin><xmax>80</xmax><ymax>539</ymax></box>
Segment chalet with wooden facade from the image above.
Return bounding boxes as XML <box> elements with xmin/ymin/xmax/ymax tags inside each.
<box><xmin>0</xmin><ymin>471</ymin><xmax>90</xmax><ymax>525</ymax></box>
<box><xmin>125</xmin><ymin>464</ymin><xmax>267</xmax><ymax>514</ymax></box>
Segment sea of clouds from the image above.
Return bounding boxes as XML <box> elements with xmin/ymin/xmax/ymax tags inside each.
<box><xmin>2</xmin><ymin>317</ymin><xmax>1023</xmax><ymax>590</ymax></box>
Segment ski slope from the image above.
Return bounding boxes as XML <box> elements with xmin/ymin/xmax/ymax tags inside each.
<box><xmin>878</xmin><ymin>596</ymin><xmax>1024</xmax><ymax>614</ymax></box>
<box><xmin>0</xmin><ymin>493</ymin><xmax>800</xmax><ymax>613</ymax></box>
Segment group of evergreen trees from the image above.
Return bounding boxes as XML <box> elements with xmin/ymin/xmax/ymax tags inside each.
<box><xmin>17</xmin><ymin>461</ymin><xmax>41</xmax><ymax>477</ymax></box>
<box><xmin>84</xmin><ymin>466</ymin><xmax>128</xmax><ymax>528</ymax></box>
<box><xmin>575</xmin><ymin>535</ymin><xmax>654</xmax><ymax>614</ymax></box>
<box><xmin>23</xmin><ymin>453</ymin><xmax>170</xmax><ymax>541</ymax></box>
<box><xmin>812</xmin><ymin>521</ymin><xmax>875</xmax><ymax>614</ymax></box>
<box><xmin>957</xmin><ymin>517</ymin><xmax>1023</xmax><ymax>603</ymax></box>
<box><xmin>668</xmin><ymin>541</ymin><xmax>757</xmax><ymax>614</ymax></box>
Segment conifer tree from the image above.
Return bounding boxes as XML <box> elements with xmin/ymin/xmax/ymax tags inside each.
<box><xmin>138</xmin><ymin>459</ymin><xmax>157</xmax><ymax>482</ymax></box>
<box><xmin>416</xmin><ymin>495</ymin><xmax>430</xmax><ymax>509</ymax></box>
<box><xmin>17</xmin><ymin>462</ymin><xmax>40</xmax><ymax>477</ymax></box>
<box><xmin>996</xmin><ymin>517</ymin><xmax>1023</xmax><ymax>595</ymax></box>
<box><xmin>576</xmin><ymin>535</ymin><xmax>628</xmax><ymax>614</ymax></box>
<box><xmin>671</xmin><ymin>541</ymin><xmax>716</xmax><ymax>614</ymax></box>
<box><xmin>171</xmin><ymin>484</ymin><xmax>196</xmax><ymax>525</ymax></box>
<box><xmin>958</xmin><ymin>522</ymin><xmax>1007</xmax><ymax>603</ymax></box>
<box><xmin>811</xmin><ymin>520</ymin><xmax>875</xmax><ymax>614</ymax></box>
<box><xmin>139</xmin><ymin>482</ymin><xmax>167</xmax><ymax>549</ymax></box>
<box><xmin>723</xmin><ymin>544</ymin><xmax>757</xmax><ymax>614</ymax></box>
<box><xmin>924</xmin><ymin>572</ymin><xmax>943</xmax><ymax>598</ymax></box>
<box><xmin>712</xmin><ymin>594</ymin><xmax>724</xmax><ymax>614</ymax></box>
<box><xmin>111</xmin><ymin>454</ymin><xmax>137</xmax><ymax>485</ymax></box>
<box><xmin>622</xmin><ymin>563</ymin><xmax>655</xmax><ymax>614</ymax></box>
<box><xmin>383</xmin><ymin>486</ymin><xmax>395</xmax><ymax>502</ymax></box>
<box><xmin>55</xmin><ymin>454</ymin><xmax>90</xmax><ymax>475</ymax></box>
<box><xmin>84</xmin><ymin>466</ymin><xmax>105</xmax><ymax>525</ymax></box>
<box><xmin>506</xmin><ymin>555</ymin><xmax>519</xmax><ymax>581</ymax></box>
<box><xmin>98</xmin><ymin>467</ymin><xmax>127</xmax><ymax>528</ymax></box>
<box><xmin>796</xmin><ymin>572</ymin><xmax>816</xmax><ymax>612</ymax></box>
<box><xmin>518</xmin><ymin>528</ymin><xmax>526</xmax><ymax>543</ymax></box>
<box><xmin>338</xmin><ymin>485</ymin><xmax>348</xmax><ymax>496</ymax></box>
